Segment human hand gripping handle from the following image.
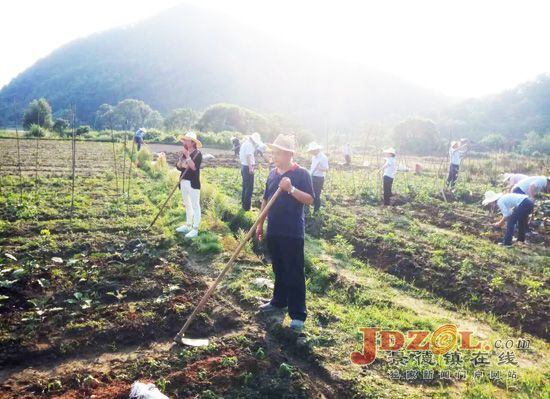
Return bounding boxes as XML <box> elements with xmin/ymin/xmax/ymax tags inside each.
<box><xmin>257</xmin><ymin>177</ymin><xmax>292</xmax><ymax>241</ymax></box>
<box><xmin>279</xmin><ymin>176</ymin><xmax>293</xmax><ymax>193</ymax></box>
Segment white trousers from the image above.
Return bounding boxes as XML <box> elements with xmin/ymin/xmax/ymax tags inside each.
<box><xmin>180</xmin><ymin>180</ymin><xmax>201</xmax><ymax>229</ymax></box>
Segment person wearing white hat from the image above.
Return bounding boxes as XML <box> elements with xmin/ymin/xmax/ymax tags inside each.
<box><xmin>446</xmin><ymin>140</ymin><xmax>469</xmax><ymax>188</ymax></box>
<box><xmin>482</xmin><ymin>191</ymin><xmax>534</xmax><ymax>246</ymax></box>
<box><xmin>175</xmin><ymin>132</ymin><xmax>203</xmax><ymax>239</ymax></box>
<box><xmin>256</xmin><ymin>134</ymin><xmax>314</xmax><ymax>332</ymax></box>
<box><xmin>306</xmin><ymin>142</ymin><xmax>329</xmax><ymax>213</ymax></box>
<box><xmin>381</xmin><ymin>147</ymin><xmax>397</xmax><ymax>206</ymax></box>
<box><xmin>502</xmin><ymin>173</ymin><xmax>529</xmax><ymax>190</ymax></box>
<box><xmin>239</xmin><ymin>132</ymin><xmax>263</xmax><ymax>211</ymax></box>
<box><xmin>511</xmin><ymin>176</ymin><xmax>549</xmax><ymax>198</ymax></box>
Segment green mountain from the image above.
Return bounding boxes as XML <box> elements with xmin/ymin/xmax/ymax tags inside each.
<box><xmin>433</xmin><ymin>74</ymin><xmax>550</xmax><ymax>140</ymax></box>
<box><xmin>0</xmin><ymin>4</ymin><xmax>449</xmax><ymax>131</ymax></box>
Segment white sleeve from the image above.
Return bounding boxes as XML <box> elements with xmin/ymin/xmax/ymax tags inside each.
<box><xmin>322</xmin><ymin>156</ymin><xmax>329</xmax><ymax>169</ymax></box>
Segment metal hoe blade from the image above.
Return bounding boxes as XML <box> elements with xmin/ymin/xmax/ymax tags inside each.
<box><xmin>176</xmin><ymin>334</ymin><xmax>209</xmax><ymax>347</ymax></box>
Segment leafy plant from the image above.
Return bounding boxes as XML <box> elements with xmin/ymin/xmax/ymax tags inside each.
<box><xmin>65</xmin><ymin>292</ymin><xmax>98</xmax><ymax>310</ymax></box>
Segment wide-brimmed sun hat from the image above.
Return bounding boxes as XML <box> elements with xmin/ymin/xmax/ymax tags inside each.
<box><xmin>306</xmin><ymin>142</ymin><xmax>323</xmax><ymax>153</ymax></box>
<box><xmin>382</xmin><ymin>147</ymin><xmax>396</xmax><ymax>155</ymax></box>
<box><xmin>247</xmin><ymin>132</ymin><xmax>263</xmax><ymax>146</ymax></box>
<box><xmin>267</xmin><ymin>134</ymin><xmax>296</xmax><ymax>153</ymax></box>
<box><xmin>482</xmin><ymin>191</ymin><xmax>503</xmax><ymax>206</ymax></box>
<box><xmin>179</xmin><ymin>131</ymin><xmax>202</xmax><ymax>148</ymax></box>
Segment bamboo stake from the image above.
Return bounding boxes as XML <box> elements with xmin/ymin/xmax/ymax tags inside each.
<box><xmin>14</xmin><ymin>99</ymin><xmax>23</xmax><ymax>204</ymax></box>
<box><xmin>121</xmin><ymin>133</ymin><xmax>127</xmax><ymax>194</ymax></box>
<box><xmin>70</xmin><ymin>104</ymin><xmax>77</xmax><ymax>219</ymax></box>
<box><xmin>126</xmin><ymin>137</ymin><xmax>135</xmax><ymax>213</ymax></box>
<box><xmin>111</xmin><ymin>127</ymin><xmax>119</xmax><ymax>195</ymax></box>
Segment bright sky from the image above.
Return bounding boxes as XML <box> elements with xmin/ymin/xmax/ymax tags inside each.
<box><xmin>1</xmin><ymin>0</ymin><xmax>549</xmax><ymax>98</ymax></box>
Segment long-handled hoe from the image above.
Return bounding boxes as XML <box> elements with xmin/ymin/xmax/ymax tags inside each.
<box><xmin>174</xmin><ymin>187</ymin><xmax>283</xmax><ymax>346</ymax></box>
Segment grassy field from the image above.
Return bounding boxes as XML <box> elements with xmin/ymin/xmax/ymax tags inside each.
<box><xmin>0</xmin><ymin>138</ymin><xmax>548</xmax><ymax>398</ymax></box>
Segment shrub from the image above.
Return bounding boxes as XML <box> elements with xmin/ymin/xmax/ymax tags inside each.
<box><xmin>151</xmin><ymin>152</ymin><xmax>168</xmax><ymax>177</ymax></box>
<box><xmin>518</xmin><ymin>131</ymin><xmax>550</xmax><ymax>155</ymax></box>
<box><xmin>76</xmin><ymin>125</ymin><xmax>91</xmax><ymax>135</ymax></box>
<box><xmin>26</xmin><ymin>124</ymin><xmax>46</xmax><ymax>138</ymax></box>
<box><xmin>143</xmin><ymin>129</ymin><xmax>162</xmax><ymax>141</ymax></box>
<box><xmin>137</xmin><ymin>147</ymin><xmax>153</xmax><ymax>171</ymax></box>
<box><xmin>52</xmin><ymin>119</ymin><xmax>69</xmax><ymax>136</ymax></box>
<box><xmin>160</xmin><ymin>135</ymin><xmax>178</xmax><ymax>144</ymax></box>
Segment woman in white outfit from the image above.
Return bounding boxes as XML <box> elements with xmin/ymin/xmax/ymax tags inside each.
<box><xmin>175</xmin><ymin>132</ymin><xmax>203</xmax><ymax>238</ymax></box>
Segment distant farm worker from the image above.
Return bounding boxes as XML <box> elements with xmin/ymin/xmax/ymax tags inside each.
<box><xmin>381</xmin><ymin>147</ymin><xmax>397</xmax><ymax>206</ymax></box>
<box><xmin>239</xmin><ymin>132</ymin><xmax>264</xmax><ymax>211</ymax></box>
<box><xmin>343</xmin><ymin>143</ymin><xmax>352</xmax><ymax>165</ymax></box>
<box><xmin>482</xmin><ymin>191</ymin><xmax>534</xmax><ymax>247</ymax></box>
<box><xmin>256</xmin><ymin>134</ymin><xmax>314</xmax><ymax>332</ymax></box>
<box><xmin>306</xmin><ymin>142</ymin><xmax>329</xmax><ymax>213</ymax></box>
<box><xmin>231</xmin><ymin>137</ymin><xmax>241</xmax><ymax>157</ymax></box>
<box><xmin>134</xmin><ymin>128</ymin><xmax>146</xmax><ymax>151</ymax></box>
<box><xmin>511</xmin><ymin>176</ymin><xmax>549</xmax><ymax>198</ymax></box>
<box><xmin>255</xmin><ymin>143</ymin><xmax>268</xmax><ymax>162</ymax></box>
<box><xmin>446</xmin><ymin>139</ymin><xmax>469</xmax><ymax>188</ymax></box>
<box><xmin>502</xmin><ymin>173</ymin><xmax>529</xmax><ymax>190</ymax></box>
<box><xmin>175</xmin><ymin>132</ymin><xmax>203</xmax><ymax>239</ymax></box>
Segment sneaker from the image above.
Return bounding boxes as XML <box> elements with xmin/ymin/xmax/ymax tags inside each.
<box><xmin>176</xmin><ymin>225</ymin><xmax>191</xmax><ymax>234</ymax></box>
<box><xmin>185</xmin><ymin>229</ymin><xmax>198</xmax><ymax>239</ymax></box>
<box><xmin>498</xmin><ymin>242</ymin><xmax>512</xmax><ymax>248</ymax></box>
<box><xmin>290</xmin><ymin>319</ymin><xmax>304</xmax><ymax>331</ymax></box>
<box><xmin>259</xmin><ymin>302</ymin><xmax>287</xmax><ymax>312</ymax></box>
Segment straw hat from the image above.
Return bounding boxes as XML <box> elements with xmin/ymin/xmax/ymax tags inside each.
<box><xmin>179</xmin><ymin>131</ymin><xmax>202</xmax><ymax>148</ymax></box>
<box><xmin>501</xmin><ymin>173</ymin><xmax>513</xmax><ymax>182</ymax></box>
<box><xmin>267</xmin><ymin>134</ymin><xmax>296</xmax><ymax>153</ymax></box>
<box><xmin>305</xmin><ymin>142</ymin><xmax>323</xmax><ymax>153</ymax></box>
<box><xmin>482</xmin><ymin>191</ymin><xmax>503</xmax><ymax>206</ymax></box>
<box><xmin>382</xmin><ymin>147</ymin><xmax>396</xmax><ymax>155</ymax></box>
<box><xmin>247</xmin><ymin>132</ymin><xmax>263</xmax><ymax>145</ymax></box>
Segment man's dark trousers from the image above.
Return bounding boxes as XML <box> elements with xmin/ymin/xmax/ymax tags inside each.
<box><xmin>504</xmin><ymin>198</ymin><xmax>534</xmax><ymax>245</ymax></box>
<box><xmin>266</xmin><ymin>236</ymin><xmax>307</xmax><ymax>321</ymax></box>
<box><xmin>383</xmin><ymin>175</ymin><xmax>393</xmax><ymax>205</ymax></box>
<box><xmin>241</xmin><ymin>165</ymin><xmax>254</xmax><ymax>211</ymax></box>
<box><xmin>447</xmin><ymin>164</ymin><xmax>459</xmax><ymax>187</ymax></box>
<box><xmin>312</xmin><ymin>176</ymin><xmax>324</xmax><ymax>212</ymax></box>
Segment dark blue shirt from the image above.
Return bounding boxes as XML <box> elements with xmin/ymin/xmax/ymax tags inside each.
<box><xmin>263</xmin><ymin>164</ymin><xmax>314</xmax><ymax>239</ymax></box>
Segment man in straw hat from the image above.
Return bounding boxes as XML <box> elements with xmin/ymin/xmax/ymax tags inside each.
<box><xmin>175</xmin><ymin>131</ymin><xmax>203</xmax><ymax>239</ymax></box>
<box><xmin>381</xmin><ymin>147</ymin><xmax>397</xmax><ymax>206</ymax></box>
<box><xmin>256</xmin><ymin>134</ymin><xmax>314</xmax><ymax>332</ymax></box>
<box><xmin>482</xmin><ymin>191</ymin><xmax>534</xmax><ymax>246</ymax></box>
<box><xmin>446</xmin><ymin>140</ymin><xmax>469</xmax><ymax>188</ymax></box>
<box><xmin>239</xmin><ymin>132</ymin><xmax>264</xmax><ymax>211</ymax></box>
<box><xmin>306</xmin><ymin>141</ymin><xmax>329</xmax><ymax>213</ymax></box>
